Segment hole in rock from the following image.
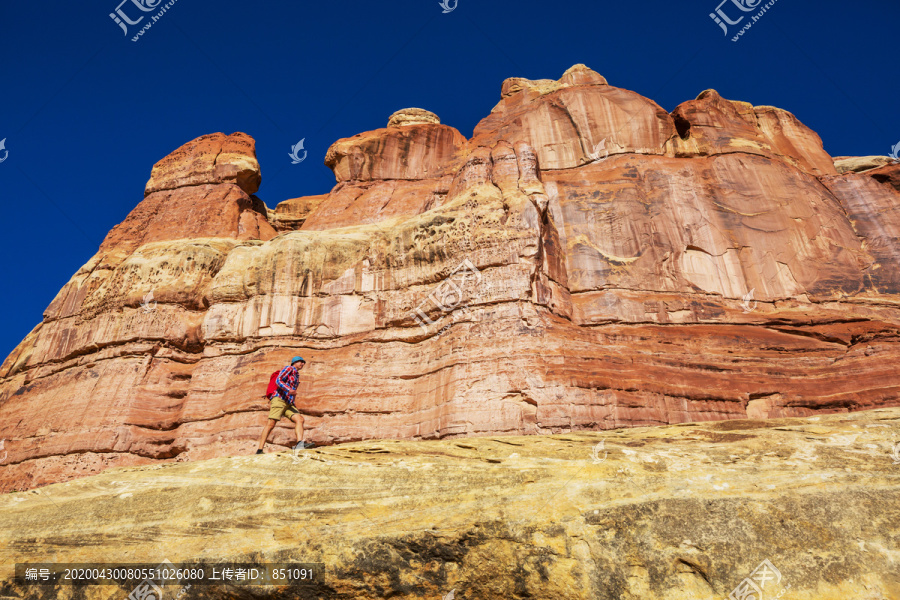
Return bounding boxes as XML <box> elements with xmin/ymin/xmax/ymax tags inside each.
<box><xmin>673</xmin><ymin>113</ymin><xmax>692</xmax><ymax>140</ymax></box>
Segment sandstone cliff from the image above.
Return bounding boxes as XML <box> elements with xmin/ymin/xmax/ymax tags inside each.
<box><xmin>1</xmin><ymin>409</ymin><xmax>898</xmax><ymax>599</ymax></box>
<box><xmin>2</xmin><ymin>65</ymin><xmax>900</xmax><ymax>492</ymax></box>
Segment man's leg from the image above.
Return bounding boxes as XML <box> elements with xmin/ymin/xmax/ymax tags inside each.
<box><xmin>257</xmin><ymin>418</ymin><xmax>277</xmax><ymax>451</ymax></box>
<box><xmin>289</xmin><ymin>412</ymin><xmax>305</xmax><ymax>445</ymax></box>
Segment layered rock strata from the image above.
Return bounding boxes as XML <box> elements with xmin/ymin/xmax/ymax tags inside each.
<box><xmin>1</xmin><ymin>66</ymin><xmax>900</xmax><ymax>492</ymax></box>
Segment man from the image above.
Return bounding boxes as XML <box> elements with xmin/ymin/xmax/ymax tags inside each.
<box><xmin>256</xmin><ymin>356</ymin><xmax>315</xmax><ymax>454</ymax></box>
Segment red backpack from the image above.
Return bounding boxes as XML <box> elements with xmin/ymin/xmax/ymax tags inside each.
<box><xmin>265</xmin><ymin>369</ymin><xmax>281</xmax><ymax>399</ymax></box>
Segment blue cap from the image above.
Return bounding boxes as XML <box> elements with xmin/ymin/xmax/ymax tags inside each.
<box><xmin>291</xmin><ymin>356</ymin><xmax>305</xmax><ymax>364</ymax></box>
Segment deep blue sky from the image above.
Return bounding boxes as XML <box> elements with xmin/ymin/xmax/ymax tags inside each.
<box><xmin>0</xmin><ymin>0</ymin><xmax>897</xmax><ymax>359</ymax></box>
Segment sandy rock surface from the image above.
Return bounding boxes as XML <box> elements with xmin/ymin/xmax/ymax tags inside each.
<box><xmin>0</xmin><ymin>409</ymin><xmax>898</xmax><ymax>599</ymax></box>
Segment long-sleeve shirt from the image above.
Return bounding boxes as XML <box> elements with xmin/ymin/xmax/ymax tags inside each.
<box><xmin>274</xmin><ymin>365</ymin><xmax>300</xmax><ymax>405</ymax></box>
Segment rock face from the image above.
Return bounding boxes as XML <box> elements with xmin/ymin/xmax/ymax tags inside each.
<box><xmin>101</xmin><ymin>132</ymin><xmax>276</xmax><ymax>255</ymax></box>
<box><xmin>309</xmin><ymin>113</ymin><xmax>466</xmax><ymax>230</ymax></box>
<box><xmin>670</xmin><ymin>90</ymin><xmax>836</xmax><ymax>177</ymax></box>
<box><xmin>387</xmin><ymin>107</ymin><xmax>441</xmax><ymax>128</ymax></box>
<box><xmin>269</xmin><ymin>194</ymin><xmax>329</xmax><ymax>231</ymax></box>
<box><xmin>144</xmin><ymin>132</ymin><xmax>262</xmax><ymax>196</ymax></box>
<box><xmin>1</xmin><ymin>409</ymin><xmax>898</xmax><ymax>599</ymax></box>
<box><xmin>869</xmin><ymin>161</ymin><xmax>900</xmax><ymax>192</ymax></box>
<box><xmin>475</xmin><ymin>69</ymin><xmax>671</xmax><ymax>170</ymax></box>
<box><xmin>2</xmin><ymin>65</ymin><xmax>900</xmax><ymax>493</ymax></box>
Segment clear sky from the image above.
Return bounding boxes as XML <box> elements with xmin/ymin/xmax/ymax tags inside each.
<box><xmin>0</xmin><ymin>0</ymin><xmax>897</xmax><ymax>359</ymax></box>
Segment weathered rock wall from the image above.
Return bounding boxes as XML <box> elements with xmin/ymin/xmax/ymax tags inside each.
<box><xmin>1</xmin><ymin>65</ymin><xmax>899</xmax><ymax>492</ymax></box>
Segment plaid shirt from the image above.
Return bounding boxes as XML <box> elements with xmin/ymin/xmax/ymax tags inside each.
<box><xmin>274</xmin><ymin>365</ymin><xmax>300</xmax><ymax>405</ymax></box>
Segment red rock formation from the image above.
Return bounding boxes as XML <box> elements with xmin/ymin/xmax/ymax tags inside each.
<box><xmin>821</xmin><ymin>167</ymin><xmax>900</xmax><ymax>293</ymax></box>
<box><xmin>473</xmin><ymin>69</ymin><xmax>673</xmax><ymax>169</ymax></box>
<box><xmin>670</xmin><ymin>90</ymin><xmax>836</xmax><ymax>176</ymax></box>
<box><xmin>2</xmin><ymin>66</ymin><xmax>900</xmax><ymax>492</ymax></box>
<box><xmin>270</xmin><ymin>194</ymin><xmax>329</xmax><ymax>231</ymax></box>
<box><xmin>145</xmin><ymin>132</ymin><xmax>262</xmax><ymax>195</ymax></box>
<box><xmin>324</xmin><ymin>121</ymin><xmax>465</xmax><ymax>183</ymax></box>
<box><xmin>305</xmin><ymin>110</ymin><xmax>466</xmax><ymax>230</ymax></box>
<box><xmin>867</xmin><ymin>161</ymin><xmax>900</xmax><ymax>192</ymax></box>
<box><xmin>101</xmin><ymin>132</ymin><xmax>275</xmax><ymax>255</ymax></box>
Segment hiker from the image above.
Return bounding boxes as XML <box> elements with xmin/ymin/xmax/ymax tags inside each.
<box><xmin>256</xmin><ymin>356</ymin><xmax>315</xmax><ymax>454</ymax></box>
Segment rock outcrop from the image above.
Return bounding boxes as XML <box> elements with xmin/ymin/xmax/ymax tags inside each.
<box><xmin>833</xmin><ymin>155</ymin><xmax>895</xmax><ymax>174</ymax></box>
<box><xmin>144</xmin><ymin>132</ymin><xmax>262</xmax><ymax>196</ymax></box>
<box><xmin>2</xmin><ymin>65</ymin><xmax>900</xmax><ymax>493</ymax></box>
<box><xmin>308</xmin><ymin>111</ymin><xmax>466</xmax><ymax>230</ymax></box>
<box><xmin>387</xmin><ymin>107</ymin><xmax>441</xmax><ymax>128</ymax></box>
<box><xmin>269</xmin><ymin>194</ymin><xmax>329</xmax><ymax>232</ymax></box>
<box><xmin>1</xmin><ymin>409</ymin><xmax>898</xmax><ymax>599</ymax></box>
<box><xmin>100</xmin><ymin>132</ymin><xmax>275</xmax><ymax>256</ymax></box>
<box><xmin>669</xmin><ymin>89</ymin><xmax>837</xmax><ymax>177</ymax></box>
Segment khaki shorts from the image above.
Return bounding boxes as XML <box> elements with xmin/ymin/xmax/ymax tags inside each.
<box><xmin>268</xmin><ymin>396</ymin><xmax>300</xmax><ymax>421</ymax></box>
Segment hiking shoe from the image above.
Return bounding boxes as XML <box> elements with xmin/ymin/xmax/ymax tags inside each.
<box><xmin>255</xmin><ymin>449</ymin><xmax>264</xmax><ymax>455</ymax></box>
<box><xmin>293</xmin><ymin>441</ymin><xmax>316</xmax><ymax>451</ymax></box>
